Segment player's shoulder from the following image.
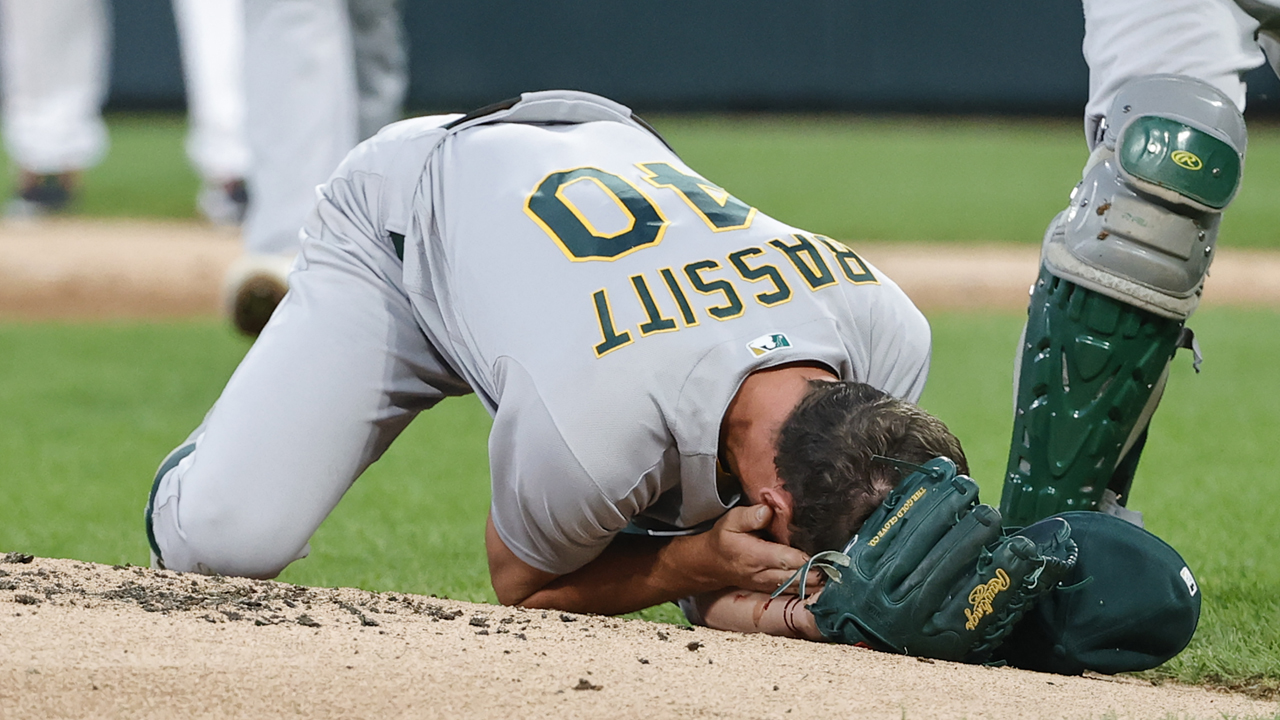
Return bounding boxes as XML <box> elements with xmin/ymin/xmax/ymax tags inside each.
<box><xmin>352</xmin><ymin>113</ymin><xmax>467</xmax><ymax>160</ymax></box>
<box><xmin>374</xmin><ymin>113</ymin><xmax>467</xmax><ymax>141</ymax></box>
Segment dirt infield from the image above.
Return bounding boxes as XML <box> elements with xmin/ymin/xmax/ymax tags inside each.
<box><xmin>3</xmin><ymin>221</ymin><xmax>1279</xmax><ymax>718</ymax></box>
<box><xmin>2</xmin><ymin>556</ymin><xmax>1276</xmax><ymax>720</ymax></box>
<box><xmin>1</xmin><ymin>218</ymin><xmax>1277</xmax><ymax>319</ymax></box>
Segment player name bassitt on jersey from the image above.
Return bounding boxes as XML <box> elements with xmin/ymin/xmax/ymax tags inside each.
<box><xmin>384</xmin><ymin>93</ymin><xmax>933</xmax><ymax>574</ymax></box>
<box><xmin>415</xmin><ymin>114</ymin><xmax>920</xmax><ymax>401</ymax></box>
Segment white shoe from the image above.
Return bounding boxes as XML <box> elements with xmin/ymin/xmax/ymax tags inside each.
<box><xmin>222</xmin><ymin>253</ymin><xmax>295</xmax><ymax>337</ymax></box>
<box><xmin>198</xmin><ymin>179</ymin><xmax>248</xmax><ymax>226</ymax></box>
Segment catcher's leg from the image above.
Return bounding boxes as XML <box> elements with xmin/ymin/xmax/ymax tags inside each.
<box><xmin>1001</xmin><ymin>74</ymin><xmax>1246</xmax><ymax>528</ymax></box>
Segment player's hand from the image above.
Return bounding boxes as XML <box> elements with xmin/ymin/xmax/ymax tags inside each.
<box><xmin>668</xmin><ymin>505</ymin><xmax>817</xmax><ymax>596</ymax></box>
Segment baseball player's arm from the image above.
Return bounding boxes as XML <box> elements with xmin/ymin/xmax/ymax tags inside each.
<box><xmin>485</xmin><ymin>506</ymin><xmax>811</xmax><ymax>615</ymax></box>
<box><xmin>685</xmin><ymin>588</ymin><xmax>826</xmax><ymax>639</ymax></box>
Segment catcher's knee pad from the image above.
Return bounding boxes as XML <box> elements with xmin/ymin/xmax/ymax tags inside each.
<box><xmin>1000</xmin><ymin>75</ymin><xmax>1244</xmax><ymax>528</ymax></box>
<box><xmin>1046</xmin><ymin>74</ymin><xmax>1245</xmax><ymax>320</ymax></box>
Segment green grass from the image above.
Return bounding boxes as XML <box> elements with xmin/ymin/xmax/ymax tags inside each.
<box><xmin>6</xmin><ymin>112</ymin><xmax>1280</xmax><ymax>247</ymax></box>
<box><xmin>0</xmin><ymin>322</ymin><xmax>245</xmax><ymax>561</ymax></box>
<box><xmin>1</xmin><ymin>310</ymin><xmax>1277</xmax><ymax>686</ymax></box>
<box><xmin>654</xmin><ymin>114</ymin><xmax>1280</xmax><ymax>249</ymax></box>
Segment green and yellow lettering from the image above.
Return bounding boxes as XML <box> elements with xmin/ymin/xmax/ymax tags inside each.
<box><xmin>728</xmin><ymin>247</ymin><xmax>792</xmax><ymax>306</ymax></box>
<box><xmin>684</xmin><ymin>259</ymin><xmax>745</xmax><ymax>320</ymax></box>
<box><xmin>815</xmin><ymin>235</ymin><xmax>878</xmax><ymax>285</ymax></box>
<box><xmin>659</xmin><ymin>267</ymin><xmax>700</xmax><ymax>327</ymax></box>
<box><xmin>768</xmin><ymin>234</ymin><xmax>837</xmax><ymax>290</ymax></box>
<box><xmin>638</xmin><ymin>162</ymin><xmax>755</xmax><ymax>231</ymax></box>
<box><xmin>591</xmin><ymin>288</ymin><xmax>634</xmax><ymax>356</ymax></box>
<box><xmin>526</xmin><ymin>167</ymin><xmax>667</xmax><ymax>261</ymax></box>
<box><xmin>631</xmin><ymin>274</ymin><xmax>678</xmax><ymax>336</ymax></box>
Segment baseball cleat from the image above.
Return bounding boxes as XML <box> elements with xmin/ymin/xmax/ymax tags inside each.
<box><xmin>6</xmin><ymin>171</ymin><xmax>76</xmax><ymax>218</ymax></box>
<box><xmin>1097</xmin><ymin>489</ymin><xmax>1144</xmax><ymax>527</ymax></box>
<box><xmin>222</xmin><ymin>253</ymin><xmax>295</xmax><ymax>337</ymax></box>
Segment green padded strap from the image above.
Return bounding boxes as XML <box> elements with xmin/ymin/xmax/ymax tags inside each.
<box><xmin>389</xmin><ymin>231</ymin><xmax>405</xmax><ymax>261</ymax></box>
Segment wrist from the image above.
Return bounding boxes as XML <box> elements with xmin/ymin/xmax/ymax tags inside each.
<box><xmin>654</xmin><ymin>533</ymin><xmax>722</xmax><ymax>597</ymax></box>
<box><xmin>790</xmin><ymin>597</ymin><xmax>825</xmax><ymax>641</ymax></box>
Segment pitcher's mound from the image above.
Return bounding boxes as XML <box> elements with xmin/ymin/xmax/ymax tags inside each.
<box><xmin>1</xmin><ymin>555</ymin><xmax>1271</xmax><ymax>719</ymax></box>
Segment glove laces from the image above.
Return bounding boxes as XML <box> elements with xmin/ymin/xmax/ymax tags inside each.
<box><xmin>770</xmin><ymin>549</ymin><xmax>850</xmax><ymax>599</ymax></box>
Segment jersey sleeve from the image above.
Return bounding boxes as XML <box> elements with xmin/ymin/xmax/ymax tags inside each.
<box><xmin>486</xmin><ymin>359</ymin><xmax>633</xmax><ymax>576</ymax></box>
<box><xmin>862</xmin><ymin>275</ymin><xmax>933</xmax><ymax>403</ymax></box>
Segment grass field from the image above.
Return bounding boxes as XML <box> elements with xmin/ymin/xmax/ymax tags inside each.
<box><xmin>8</xmin><ymin>111</ymin><xmax>1280</xmax><ymax>248</ymax></box>
<box><xmin>1</xmin><ymin>113</ymin><xmax>1277</xmax><ymax>694</ymax></box>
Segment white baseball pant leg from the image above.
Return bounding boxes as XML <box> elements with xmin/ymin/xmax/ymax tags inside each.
<box><xmin>241</xmin><ymin>0</ymin><xmax>359</xmax><ymax>256</ymax></box>
<box><xmin>1080</xmin><ymin>0</ymin><xmax>1267</xmax><ymax>147</ymax></box>
<box><xmin>148</xmin><ymin>171</ymin><xmax>469</xmax><ymax>578</ymax></box>
<box><xmin>0</xmin><ymin>0</ymin><xmax>110</xmax><ymax>173</ymax></box>
<box><xmin>172</xmin><ymin>0</ymin><xmax>250</xmax><ymax>184</ymax></box>
<box><xmin>349</xmin><ymin>0</ymin><xmax>407</xmax><ymax>140</ymax></box>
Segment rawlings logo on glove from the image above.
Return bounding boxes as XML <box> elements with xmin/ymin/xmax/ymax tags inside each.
<box><xmin>965</xmin><ymin>568</ymin><xmax>1012</xmax><ymax>630</ymax></box>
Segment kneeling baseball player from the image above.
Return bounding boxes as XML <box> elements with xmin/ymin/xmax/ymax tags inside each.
<box><xmin>144</xmin><ymin>90</ymin><xmax>1198</xmax><ymax>671</ymax></box>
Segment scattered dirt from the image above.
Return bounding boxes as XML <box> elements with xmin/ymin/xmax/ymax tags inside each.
<box><xmin>0</xmin><ymin>218</ymin><xmax>1276</xmax><ymax>320</ymax></box>
<box><xmin>1</xmin><ymin>556</ymin><xmax>1276</xmax><ymax>720</ymax></box>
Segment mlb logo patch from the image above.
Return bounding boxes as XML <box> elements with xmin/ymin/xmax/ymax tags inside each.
<box><xmin>1179</xmin><ymin>566</ymin><xmax>1198</xmax><ymax>596</ymax></box>
<box><xmin>747</xmin><ymin>332</ymin><xmax>791</xmax><ymax>357</ymax></box>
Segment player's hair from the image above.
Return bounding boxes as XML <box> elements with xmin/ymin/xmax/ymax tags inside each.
<box><xmin>774</xmin><ymin>381</ymin><xmax>968</xmax><ymax>555</ymax></box>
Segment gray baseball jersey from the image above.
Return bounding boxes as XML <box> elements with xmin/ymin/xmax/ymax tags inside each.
<box><xmin>147</xmin><ymin>91</ymin><xmax>930</xmax><ymax>580</ymax></box>
<box><xmin>387</xmin><ymin>93</ymin><xmax>931</xmax><ymax>574</ymax></box>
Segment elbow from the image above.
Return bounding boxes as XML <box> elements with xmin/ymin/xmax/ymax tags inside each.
<box><xmin>487</xmin><ymin>560</ymin><xmax>554</xmax><ymax>607</ymax></box>
<box><xmin>492</xmin><ymin>582</ymin><xmax>532</xmax><ymax>607</ymax></box>
<box><xmin>485</xmin><ymin>514</ymin><xmax>557</xmax><ymax>607</ymax></box>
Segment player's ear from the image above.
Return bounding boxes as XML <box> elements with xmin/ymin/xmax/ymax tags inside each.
<box><xmin>757</xmin><ymin>486</ymin><xmax>795</xmax><ymax>545</ymax></box>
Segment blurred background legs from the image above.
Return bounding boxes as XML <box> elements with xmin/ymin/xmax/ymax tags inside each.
<box><xmin>232</xmin><ymin>0</ymin><xmax>405</xmax><ymax>337</ymax></box>
<box><xmin>0</xmin><ymin>0</ymin><xmax>249</xmax><ymax>223</ymax></box>
<box><xmin>0</xmin><ymin>0</ymin><xmax>110</xmax><ymax>217</ymax></box>
<box><xmin>172</xmin><ymin>0</ymin><xmax>250</xmax><ymax>227</ymax></box>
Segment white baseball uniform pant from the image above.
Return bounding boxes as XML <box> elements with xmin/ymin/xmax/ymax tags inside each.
<box><xmin>241</xmin><ymin>0</ymin><xmax>406</xmax><ymax>255</ymax></box>
<box><xmin>1081</xmin><ymin>0</ymin><xmax>1280</xmax><ymax>146</ymax></box>
<box><xmin>148</xmin><ymin>148</ymin><xmax>469</xmax><ymax>578</ymax></box>
<box><xmin>0</xmin><ymin>0</ymin><xmax>110</xmax><ymax>174</ymax></box>
<box><xmin>0</xmin><ymin>0</ymin><xmax>247</xmax><ymax>180</ymax></box>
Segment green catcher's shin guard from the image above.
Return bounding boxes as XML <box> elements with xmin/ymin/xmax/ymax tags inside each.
<box><xmin>1000</xmin><ymin>267</ymin><xmax>1184</xmax><ymax>528</ymax></box>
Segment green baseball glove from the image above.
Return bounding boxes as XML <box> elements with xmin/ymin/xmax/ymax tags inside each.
<box><xmin>775</xmin><ymin>456</ymin><xmax>1077</xmax><ymax>663</ymax></box>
